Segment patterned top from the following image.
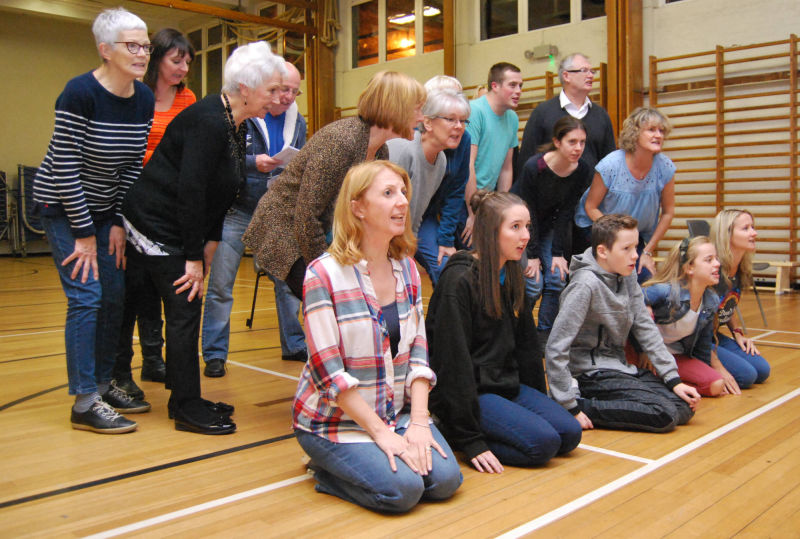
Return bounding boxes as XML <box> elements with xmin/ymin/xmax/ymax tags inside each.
<box><xmin>574</xmin><ymin>149</ymin><xmax>676</xmax><ymax>242</ymax></box>
<box><xmin>33</xmin><ymin>71</ymin><xmax>154</xmax><ymax>237</ymax></box>
<box><xmin>143</xmin><ymin>87</ymin><xmax>196</xmax><ymax>165</ymax></box>
<box><xmin>292</xmin><ymin>252</ymin><xmax>435</xmax><ymax>443</ymax></box>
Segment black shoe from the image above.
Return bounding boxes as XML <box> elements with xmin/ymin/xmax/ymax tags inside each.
<box><xmin>173</xmin><ymin>407</ymin><xmax>236</xmax><ymax>435</ymax></box>
<box><xmin>113</xmin><ymin>377</ymin><xmax>145</xmax><ymax>401</ymax></box>
<box><xmin>282</xmin><ymin>350</ymin><xmax>308</xmax><ymax>362</ymax></box>
<box><xmin>167</xmin><ymin>399</ymin><xmax>234</xmax><ymax>419</ymax></box>
<box><xmin>204</xmin><ymin>358</ymin><xmax>226</xmax><ymax>378</ymax></box>
<box><xmin>103</xmin><ymin>381</ymin><xmax>151</xmax><ymax>413</ymax></box>
<box><xmin>71</xmin><ymin>400</ymin><xmax>137</xmax><ymax>434</ymax></box>
<box><xmin>141</xmin><ymin>356</ymin><xmax>166</xmax><ymax>383</ymax></box>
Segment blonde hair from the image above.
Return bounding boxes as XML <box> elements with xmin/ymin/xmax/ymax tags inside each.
<box><xmin>328</xmin><ymin>161</ymin><xmax>417</xmax><ymax>265</ymax></box>
<box><xmin>711</xmin><ymin>209</ymin><xmax>755</xmax><ymax>288</ymax></box>
<box><xmin>618</xmin><ymin>107</ymin><xmax>672</xmax><ymax>153</ymax></box>
<box><xmin>357</xmin><ymin>71</ymin><xmax>426</xmax><ymax>139</ymax></box>
<box><xmin>645</xmin><ymin>236</ymin><xmax>714</xmax><ymax>288</ymax></box>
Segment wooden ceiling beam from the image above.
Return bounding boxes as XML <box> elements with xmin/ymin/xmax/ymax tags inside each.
<box><xmin>128</xmin><ymin>0</ymin><xmax>317</xmax><ymax>35</ymax></box>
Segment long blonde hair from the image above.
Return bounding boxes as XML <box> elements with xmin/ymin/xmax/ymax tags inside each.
<box><xmin>711</xmin><ymin>209</ymin><xmax>754</xmax><ymax>288</ymax></box>
<box><xmin>644</xmin><ymin>237</ymin><xmax>714</xmax><ymax>313</ymax></box>
<box><xmin>327</xmin><ymin>161</ymin><xmax>417</xmax><ymax>265</ymax></box>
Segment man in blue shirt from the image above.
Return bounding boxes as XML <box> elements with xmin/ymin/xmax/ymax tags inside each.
<box><xmin>462</xmin><ymin>62</ymin><xmax>522</xmax><ymax>245</ymax></box>
<box><xmin>202</xmin><ymin>61</ymin><xmax>308</xmax><ymax>377</ymax></box>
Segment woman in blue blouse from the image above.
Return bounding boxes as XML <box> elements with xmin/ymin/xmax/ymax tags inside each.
<box><xmin>575</xmin><ymin>107</ymin><xmax>676</xmax><ymax>283</ymax></box>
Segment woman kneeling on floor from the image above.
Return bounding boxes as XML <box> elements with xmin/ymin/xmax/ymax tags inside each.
<box><xmin>292</xmin><ymin>161</ymin><xmax>462</xmax><ymax>513</ymax></box>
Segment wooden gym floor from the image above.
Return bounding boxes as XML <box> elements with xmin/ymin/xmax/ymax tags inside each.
<box><xmin>2</xmin><ymin>254</ymin><xmax>800</xmax><ymax>538</ymax></box>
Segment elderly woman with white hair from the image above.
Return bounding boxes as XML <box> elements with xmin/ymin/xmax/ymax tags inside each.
<box><xmin>122</xmin><ymin>41</ymin><xmax>285</xmax><ymax>435</ymax></box>
<box><xmin>33</xmin><ymin>7</ymin><xmax>154</xmax><ymax>434</ymax></box>
<box><xmin>387</xmin><ymin>87</ymin><xmax>471</xmax><ymax>285</ymax></box>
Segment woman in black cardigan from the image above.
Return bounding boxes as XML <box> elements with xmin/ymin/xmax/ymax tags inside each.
<box><xmin>122</xmin><ymin>41</ymin><xmax>285</xmax><ymax>434</ymax></box>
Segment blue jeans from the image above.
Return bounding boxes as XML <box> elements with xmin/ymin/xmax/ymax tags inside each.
<box><xmin>523</xmin><ymin>229</ymin><xmax>567</xmax><ymax>330</ymax></box>
<box><xmin>202</xmin><ymin>208</ymin><xmax>305</xmax><ymax>361</ymax></box>
<box><xmin>295</xmin><ymin>423</ymin><xmax>462</xmax><ymax>513</ymax></box>
<box><xmin>41</xmin><ymin>215</ymin><xmax>124</xmax><ymax>395</ymax></box>
<box><xmin>715</xmin><ymin>333</ymin><xmax>770</xmax><ymax>389</ymax></box>
<box><xmin>414</xmin><ymin>214</ymin><xmax>448</xmax><ymax>286</ymax></box>
<box><xmin>479</xmin><ymin>384</ymin><xmax>582</xmax><ymax>466</ymax></box>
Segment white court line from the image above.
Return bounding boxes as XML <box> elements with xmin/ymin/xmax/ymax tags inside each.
<box><xmin>751</xmin><ymin>330</ymin><xmax>777</xmax><ymax>340</ymax></box>
<box><xmin>0</xmin><ymin>329</ymin><xmax>63</xmax><ymax>339</ymax></box>
<box><xmin>84</xmin><ymin>474</ymin><xmax>310</xmax><ymax>538</ymax></box>
<box><xmin>227</xmin><ymin>360</ymin><xmax>301</xmax><ymax>381</ymax></box>
<box><xmin>496</xmin><ymin>387</ymin><xmax>800</xmax><ymax>539</ymax></box>
<box><xmin>577</xmin><ymin>444</ymin><xmax>654</xmax><ymax>464</ymax></box>
<box><xmin>748</xmin><ymin>339</ymin><xmax>800</xmax><ymax>348</ymax></box>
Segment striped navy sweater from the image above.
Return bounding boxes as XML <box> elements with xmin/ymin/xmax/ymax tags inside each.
<box><xmin>34</xmin><ymin>71</ymin><xmax>154</xmax><ymax>238</ymax></box>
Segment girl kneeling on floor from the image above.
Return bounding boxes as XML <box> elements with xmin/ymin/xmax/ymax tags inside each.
<box><xmin>426</xmin><ymin>190</ymin><xmax>582</xmax><ymax>474</ymax></box>
<box><xmin>642</xmin><ymin>237</ymin><xmax>735</xmax><ymax>396</ymax></box>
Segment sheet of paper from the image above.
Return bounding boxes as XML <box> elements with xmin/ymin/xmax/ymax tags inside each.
<box><xmin>273</xmin><ymin>145</ymin><xmax>300</xmax><ymax>164</ymax></box>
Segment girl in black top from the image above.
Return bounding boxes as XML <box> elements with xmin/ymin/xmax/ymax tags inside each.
<box><xmin>427</xmin><ymin>191</ymin><xmax>581</xmax><ymax>473</ymax></box>
<box><xmin>512</xmin><ymin>116</ymin><xmax>591</xmax><ymax>332</ymax></box>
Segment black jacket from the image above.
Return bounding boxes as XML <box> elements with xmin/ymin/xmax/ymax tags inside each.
<box><xmin>427</xmin><ymin>251</ymin><xmax>545</xmax><ymax>459</ymax></box>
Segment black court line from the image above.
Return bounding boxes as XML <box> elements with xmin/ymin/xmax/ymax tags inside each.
<box><xmin>0</xmin><ymin>432</ymin><xmax>296</xmax><ymax>509</ymax></box>
<box><xmin>0</xmin><ymin>352</ymin><xmax>63</xmax><ymax>365</ymax></box>
<box><xmin>0</xmin><ymin>383</ymin><xmax>69</xmax><ymax>411</ymax></box>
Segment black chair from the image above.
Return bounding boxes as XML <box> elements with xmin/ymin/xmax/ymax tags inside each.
<box><xmin>16</xmin><ymin>165</ymin><xmax>46</xmax><ymax>256</ymax></box>
<box><xmin>246</xmin><ymin>256</ymin><xmax>267</xmax><ymax>329</ymax></box>
<box><xmin>686</xmin><ymin>219</ymin><xmax>768</xmax><ymax>327</ymax></box>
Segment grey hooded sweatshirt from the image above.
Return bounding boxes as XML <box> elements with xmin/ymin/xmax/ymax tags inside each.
<box><xmin>546</xmin><ymin>247</ymin><xmax>682</xmax><ymax>412</ymax></box>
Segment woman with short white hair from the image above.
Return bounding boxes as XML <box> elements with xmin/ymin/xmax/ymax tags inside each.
<box><xmin>388</xmin><ymin>88</ymin><xmax>471</xmax><ymax>285</ymax></box>
<box><xmin>33</xmin><ymin>7</ymin><xmax>154</xmax><ymax>434</ymax></box>
<box><xmin>122</xmin><ymin>41</ymin><xmax>286</xmax><ymax>435</ymax></box>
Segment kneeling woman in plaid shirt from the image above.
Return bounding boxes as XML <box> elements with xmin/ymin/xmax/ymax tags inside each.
<box><xmin>292</xmin><ymin>161</ymin><xmax>462</xmax><ymax>513</ymax></box>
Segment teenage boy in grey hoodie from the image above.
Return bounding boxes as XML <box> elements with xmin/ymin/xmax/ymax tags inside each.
<box><xmin>546</xmin><ymin>214</ymin><xmax>701</xmax><ymax>432</ymax></box>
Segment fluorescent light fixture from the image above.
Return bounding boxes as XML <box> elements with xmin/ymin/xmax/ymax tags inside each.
<box><xmin>388</xmin><ymin>5</ymin><xmax>441</xmax><ymax>25</ymax></box>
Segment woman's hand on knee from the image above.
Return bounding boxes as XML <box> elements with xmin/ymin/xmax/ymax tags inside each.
<box><xmin>471</xmin><ymin>450</ymin><xmax>504</xmax><ymax>474</ymax></box>
<box><xmin>403</xmin><ymin>422</ymin><xmax>446</xmax><ymax>475</ymax></box>
<box><xmin>374</xmin><ymin>430</ymin><xmax>420</xmax><ymax>474</ymax></box>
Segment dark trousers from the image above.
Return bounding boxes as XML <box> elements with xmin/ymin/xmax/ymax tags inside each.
<box><xmin>576</xmin><ymin>369</ymin><xmax>693</xmax><ymax>433</ymax></box>
<box><xmin>114</xmin><ymin>248</ymin><xmax>164</xmax><ymax>378</ymax></box>
<box><xmin>126</xmin><ymin>249</ymin><xmax>202</xmax><ymax>406</ymax></box>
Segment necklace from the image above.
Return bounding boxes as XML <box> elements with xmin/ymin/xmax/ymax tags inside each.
<box><xmin>221</xmin><ymin>93</ymin><xmax>246</xmax><ymax>176</ymax></box>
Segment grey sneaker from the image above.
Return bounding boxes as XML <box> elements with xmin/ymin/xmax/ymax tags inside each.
<box><xmin>103</xmin><ymin>381</ymin><xmax>151</xmax><ymax>413</ymax></box>
<box><xmin>71</xmin><ymin>400</ymin><xmax>137</xmax><ymax>434</ymax></box>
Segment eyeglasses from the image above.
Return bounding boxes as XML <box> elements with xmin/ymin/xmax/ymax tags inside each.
<box><xmin>116</xmin><ymin>42</ymin><xmax>154</xmax><ymax>55</ymax></box>
<box><xmin>281</xmin><ymin>86</ymin><xmax>303</xmax><ymax>96</ymax></box>
<box><xmin>431</xmin><ymin>116</ymin><xmax>470</xmax><ymax>127</ymax></box>
<box><xmin>565</xmin><ymin>67</ymin><xmax>598</xmax><ymax>75</ymax></box>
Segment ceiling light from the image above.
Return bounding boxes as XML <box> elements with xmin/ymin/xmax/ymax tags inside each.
<box><xmin>388</xmin><ymin>5</ymin><xmax>441</xmax><ymax>25</ymax></box>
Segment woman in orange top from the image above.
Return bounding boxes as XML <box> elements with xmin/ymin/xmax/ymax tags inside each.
<box><xmin>113</xmin><ymin>28</ymin><xmax>196</xmax><ymax>397</ymax></box>
<box><xmin>143</xmin><ymin>28</ymin><xmax>197</xmax><ymax>165</ymax></box>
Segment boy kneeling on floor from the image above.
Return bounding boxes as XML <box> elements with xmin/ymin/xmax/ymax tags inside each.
<box><xmin>546</xmin><ymin>214</ymin><xmax>701</xmax><ymax>432</ymax></box>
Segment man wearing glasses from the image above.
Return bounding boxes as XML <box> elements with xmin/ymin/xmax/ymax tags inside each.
<box><xmin>202</xmin><ymin>61</ymin><xmax>308</xmax><ymax>377</ymax></box>
<box><xmin>518</xmin><ymin>53</ymin><xmax>615</xmax><ymax>174</ymax></box>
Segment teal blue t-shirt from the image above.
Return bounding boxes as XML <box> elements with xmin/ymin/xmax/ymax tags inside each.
<box><xmin>466</xmin><ymin>95</ymin><xmax>519</xmax><ymax>191</ymax></box>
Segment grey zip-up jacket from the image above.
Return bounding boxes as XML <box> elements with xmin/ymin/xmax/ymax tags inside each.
<box><xmin>546</xmin><ymin>248</ymin><xmax>682</xmax><ymax>413</ymax></box>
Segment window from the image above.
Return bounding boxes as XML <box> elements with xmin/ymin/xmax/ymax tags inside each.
<box><xmin>255</xmin><ymin>1</ymin><xmax>307</xmax><ymax>76</ymax></box>
<box><xmin>386</xmin><ymin>0</ymin><xmax>415</xmax><ymax>61</ymax></box>
<box><xmin>528</xmin><ymin>0</ymin><xmax>570</xmax><ymax>30</ymax></box>
<box><xmin>581</xmin><ymin>0</ymin><xmax>605</xmax><ymax>20</ymax></box>
<box><xmin>481</xmin><ymin>0</ymin><xmax>517</xmax><ymax>40</ymax></box>
<box><xmin>352</xmin><ymin>0</ymin><xmax>379</xmax><ymax>67</ymax></box>
<box><xmin>351</xmin><ymin>0</ymin><xmax>443</xmax><ymax>68</ymax></box>
<box><xmin>185</xmin><ymin>23</ymin><xmax>237</xmax><ymax>97</ymax></box>
<box><xmin>480</xmin><ymin>0</ymin><xmax>606</xmax><ymax>40</ymax></box>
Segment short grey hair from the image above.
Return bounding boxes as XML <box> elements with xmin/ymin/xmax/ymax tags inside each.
<box><xmin>421</xmin><ymin>89</ymin><xmax>470</xmax><ymax>131</ymax></box>
<box><xmin>424</xmin><ymin>75</ymin><xmax>462</xmax><ymax>93</ymax></box>
<box><xmin>222</xmin><ymin>41</ymin><xmax>287</xmax><ymax>94</ymax></box>
<box><xmin>92</xmin><ymin>8</ymin><xmax>147</xmax><ymax>48</ymax></box>
<box><xmin>558</xmin><ymin>53</ymin><xmax>589</xmax><ymax>85</ymax></box>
